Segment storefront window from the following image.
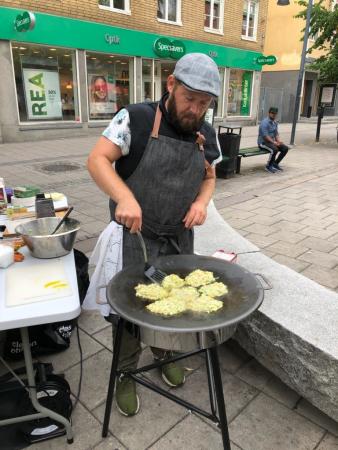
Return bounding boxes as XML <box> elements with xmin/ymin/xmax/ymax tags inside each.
<box><xmin>142</xmin><ymin>59</ymin><xmax>175</xmax><ymax>102</ymax></box>
<box><xmin>142</xmin><ymin>59</ymin><xmax>153</xmax><ymax>102</ymax></box>
<box><xmin>215</xmin><ymin>67</ymin><xmax>225</xmax><ymax>117</ymax></box>
<box><xmin>227</xmin><ymin>69</ymin><xmax>253</xmax><ymax>116</ymax></box>
<box><xmin>160</xmin><ymin>62</ymin><xmax>174</xmax><ymax>97</ymax></box>
<box><xmin>12</xmin><ymin>43</ymin><xmax>79</xmax><ymax>122</ymax></box>
<box><xmin>86</xmin><ymin>52</ymin><xmax>133</xmax><ymax>120</ymax></box>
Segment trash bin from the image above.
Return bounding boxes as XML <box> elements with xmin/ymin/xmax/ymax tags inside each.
<box><xmin>216</xmin><ymin>126</ymin><xmax>242</xmax><ymax>178</ymax></box>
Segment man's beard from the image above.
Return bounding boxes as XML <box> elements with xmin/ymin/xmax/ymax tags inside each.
<box><xmin>167</xmin><ymin>93</ymin><xmax>206</xmax><ymax>133</ymax></box>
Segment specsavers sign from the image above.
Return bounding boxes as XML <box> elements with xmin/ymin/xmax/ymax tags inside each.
<box><xmin>23</xmin><ymin>69</ymin><xmax>62</xmax><ymax>120</ymax></box>
<box><xmin>14</xmin><ymin>11</ymin><xmax>36</xmax><ymax>32</ymax></box>
<box><xmin>153</xmin><ymin>38</ymin><xmax>185</xmax><ymax>59</ymax></box>
<box><xmin>240</xmin><ymin>72</ymin><xmax>252</xmax><ymax>116</ymax></box>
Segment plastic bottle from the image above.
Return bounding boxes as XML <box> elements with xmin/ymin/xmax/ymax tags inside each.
<box><xmin>0</xmin><ymin>245</ymin><xmax>14</xmax><ymax>268</ymax></box>
<box><xmin>0</xmin><ymin>177</ymin><xmax>7</xmax><ymax>204</ymax></box>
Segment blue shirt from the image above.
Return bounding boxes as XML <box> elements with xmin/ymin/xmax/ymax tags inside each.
<box><xmin>258</xmin><ymin>117</ymin><xmax>278</xmax><ymax>146</ymax></box>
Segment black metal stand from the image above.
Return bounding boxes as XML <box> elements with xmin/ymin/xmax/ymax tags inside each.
<box><xmin>102</xmin><ymin>317</ymin><xmax>125</xmax><ymax>437</ymax></box>
<box><xmin>102</xmin><ymin>317</ymin><xmax>231</xmax><ymax>450</ymax></box>
<box><xmin>316</xmin><ymin>105</ymin><xmax>325</xmax><ymax>142</ymax></box>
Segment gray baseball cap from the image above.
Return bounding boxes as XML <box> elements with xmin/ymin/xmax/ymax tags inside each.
<box><xmin>173</xmin><ymin>53</ymin><xmax>221</xmax><ymax>98</ymax></box>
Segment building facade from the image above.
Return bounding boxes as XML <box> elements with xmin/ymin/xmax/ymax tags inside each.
<box><xmin>0</xmin><ymin>1</ymin><xmax>268</xmax><ymax>142</ymax></box>
<box><xmin>261</xmin><ymin>0</ymin><xmax>337</xmax><ymax>123</ymax></box>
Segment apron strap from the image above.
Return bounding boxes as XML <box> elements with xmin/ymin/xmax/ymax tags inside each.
<box><xmin>204</xmin><ymin>158</ymin><xmax>215</xmax><ymax>180</ymax></box>
<box><xmin>196</xmin><ymin>132</ymin><xmax>214</xmax><ymax>180</ymax></box>
<box><xmin>151</xmin><ymin>105</ymin><xmax>162</xmax><ymax>138</ymax></box>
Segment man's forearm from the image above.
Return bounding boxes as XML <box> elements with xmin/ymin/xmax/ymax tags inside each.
<box><xmin>264</xmin><ymin>135</ymin><xmax>276</xmax><ymax>144</ymax></box>
<box><xmin>87</xmin><ymin>154</ymin><xmax>135</xmax><ymax>203</ymax></box>
<box><xmin>195</xmin><ymin>175</ymin><xmax>216</xmax><ymax>206</ymax></box>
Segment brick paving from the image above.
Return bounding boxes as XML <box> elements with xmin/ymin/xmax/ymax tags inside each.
<box><xmin>0</xmin><ymin>122</ymin><xmax>337</xmax><ymax>449</ymax></box>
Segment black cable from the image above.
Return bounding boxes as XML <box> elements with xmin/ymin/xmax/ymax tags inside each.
<box><xmin>71</xmin><ymin>322</ymin><xmax>83</xmax><ymax>410</ymax></box>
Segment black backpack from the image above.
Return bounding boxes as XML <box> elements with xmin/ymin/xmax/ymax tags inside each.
<box><xmin>0</xmin><ymin>362</ymin><xmax>72</xmax><ymax>448</ymax></box>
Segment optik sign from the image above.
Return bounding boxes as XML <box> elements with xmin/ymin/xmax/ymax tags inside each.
<box><xmin>153</xmin><ymin>38</ymin><xmax>185</xmax><ymax>59</ymax></box>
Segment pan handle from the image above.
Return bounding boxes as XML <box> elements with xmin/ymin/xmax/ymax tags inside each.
<box><xmin>254</xmin><ymin>273</ymin><xmax>272</xmax><ymax>290</ymax></box>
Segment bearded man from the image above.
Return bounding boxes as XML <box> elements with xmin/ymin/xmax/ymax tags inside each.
<box><xmin>86</xmin><ymin>53</ymin><xmax>222</xmax><ymax>416</ymax></box>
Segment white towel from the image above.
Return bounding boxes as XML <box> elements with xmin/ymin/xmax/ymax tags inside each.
<box><xmin>82</xmin><ymin>221</ymin><xmax>123</xmax><ymax>316</ymax></box>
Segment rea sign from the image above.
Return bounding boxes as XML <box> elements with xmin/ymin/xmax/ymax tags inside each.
<box><xmin>23</xmin><ymin>69</ymin><xmax>62</xmax><ymax>120</ymax></box>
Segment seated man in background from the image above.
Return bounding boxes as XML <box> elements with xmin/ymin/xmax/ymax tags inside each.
<box><xmin>258</xmin><ymin>107</ymin><xmax>289</xmax><ymax>173</ymax></box>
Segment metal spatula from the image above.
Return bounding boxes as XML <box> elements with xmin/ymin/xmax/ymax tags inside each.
<box><xmin>135</xmin><ymin>231</ymin><xmax>167</xmax><ymax>284</ymax></box>
<box><xmin>51</xmin><ymin>206</ymin><xmax>73</xmax><ymax>235</ymax></box>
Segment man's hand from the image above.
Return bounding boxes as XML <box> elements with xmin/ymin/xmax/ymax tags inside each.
<box><xmin>115</xmin><ymin>196</ymin><xmax>142</xmax><ymax>233</ymax></box>
<box><xmin>183</xmin><ymin>200</ymin><xmax>207</xmax><ymax>229</ymax></box>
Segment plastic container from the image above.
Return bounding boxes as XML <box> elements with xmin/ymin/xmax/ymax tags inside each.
<box><xmin>0</xmin><ymin>244</ymin><xmax>14</xmax><ymax>268</ymax></box>
<box><xmin>11</xmin><ymin>195</ymin><xmax>36</xmax><ymax>208</ymax></box>
<box><xmin>212</xmin><ymin>250</ymin><xmax>237</xmax><ymax>263</ymax></box>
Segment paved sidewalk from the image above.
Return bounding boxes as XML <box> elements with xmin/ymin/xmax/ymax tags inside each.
<box><xmin>0</xmin><ymin>122</ymin><xmax>337</xmax><ymax>449</ymax></box>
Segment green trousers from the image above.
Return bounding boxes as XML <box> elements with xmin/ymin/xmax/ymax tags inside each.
<box><xmin>107</xmin><ymin>316</ymin><xmax>166</xmax><ymax>370</ymax></box>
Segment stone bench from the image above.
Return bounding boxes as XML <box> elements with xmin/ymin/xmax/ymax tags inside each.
<box><xmin>194</xmin><ymin>200</ymin><xmax>338</xmax><ymax>422</ymax></box>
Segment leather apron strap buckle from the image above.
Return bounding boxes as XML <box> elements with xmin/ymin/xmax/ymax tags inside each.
<box><xmin>196</xmin><ymin>132</ymin><xmax>206</xmax><ymax>151</ymax></box>
<box><xmin>151</xmin><ymin>105</ymin><xmax>162</xmax><ymax>139</ymax></box>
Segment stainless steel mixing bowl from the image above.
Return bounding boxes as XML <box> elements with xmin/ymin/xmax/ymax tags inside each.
<box><xmin>15</xmin><ymin>217</ymin><xmax>81</xmax><ymax>259</ymax></box>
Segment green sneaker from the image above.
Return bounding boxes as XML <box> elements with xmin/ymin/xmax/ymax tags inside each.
<box><xmin>161</xmin><ymin>361</ymin><xmax>186</xmax><ymax>387</ymax></box>
<box><xmin>116</xmin><ymin>376</ymin><xmax>140</xmax><ymax>416</ymax></box>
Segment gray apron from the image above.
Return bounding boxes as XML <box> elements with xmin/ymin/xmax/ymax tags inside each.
<box><xmin>110</xmin><ymin>105</ymin><xmax>208</xmax><ymax>266</ymax></box>
<box><xmin>109</xmin><ymin>107</ymin><xmax>233</xmax><ymax>351</ymax></box>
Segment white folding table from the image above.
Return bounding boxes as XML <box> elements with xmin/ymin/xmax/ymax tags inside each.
<box><xmin>0</xmin><ymin>245</ymin><xmax>81</xmax><ymax>444</ymax></box>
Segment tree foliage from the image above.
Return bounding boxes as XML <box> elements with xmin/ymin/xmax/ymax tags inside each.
<box><xmin>296</xmin><ymin>0</ymin><xmax>338</xmax><ymax>82</ymax></box>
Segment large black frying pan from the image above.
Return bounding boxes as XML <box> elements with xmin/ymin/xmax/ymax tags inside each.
<box><xmin>106</xmin><ymin>254</ymin><xmax>264</xmax><ymax>333</ymax></box>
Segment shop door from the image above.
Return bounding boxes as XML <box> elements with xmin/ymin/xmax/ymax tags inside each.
<box><xmin>154</xmin><ymin>61</ymin><xmax>175</xmax><ymax>100</ymax></box>
<box><xmin>301</xmin><ymin>79</ymin><xmax>313</xmax><ymax>117</ymax></box>
<box><xmin>259</xmin><ymin>87</ymin><xmax>284</xmax><ymax>121</ymax></box>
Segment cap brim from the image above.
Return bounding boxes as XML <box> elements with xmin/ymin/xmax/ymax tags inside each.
<box><xmin>178</xmin><ymin>79</ymin><xmax>218</xmax><ymax>98</ymax></box>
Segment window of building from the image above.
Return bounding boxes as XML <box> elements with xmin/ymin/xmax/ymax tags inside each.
<box><xmin>157</xmin><ymin>0</ymin><xmax>181</xmax><ymax>24</ymax></box>
<box><xmin>242</xmin><ymin>0</ymin><xmax>259</xmax><ymax>40</ymax></box>
<box><xmin>204</xmin><ymin>0</ymin><xmax>224</xmax><ymax>33</ymax></box>
<box><xmin>227</xmin><ymin>69</ymin><xmax>253</xmax><ymax>116</ymax></box>
<box><xmin>98</xmin><ymin>0</ymin><xmax>130</xmax><ymax>14</ymax></box>
<box><xmin>12</xmin><ymin>43</ymin><xmax>79</xmax><ymax>122</ymax></box>
<box><xmin>86</xmin><ymin>52</ymin><xmax>133</xmax><ymax>121</ymax></box>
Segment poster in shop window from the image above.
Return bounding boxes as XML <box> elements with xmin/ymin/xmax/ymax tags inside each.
<box><xmin>23</xmin><ymin>69</ymin><xmax>62</xmax><ymax>120</ymax></box>
<box><xmin>240</xmin><ymin>72</ymin><xmax>252</xmax><ymax>116</ymax></box>
<box><xmin>89</xmin><ymin>74</ymin><xmax>116</xmax><ymax>116</ymax></box>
